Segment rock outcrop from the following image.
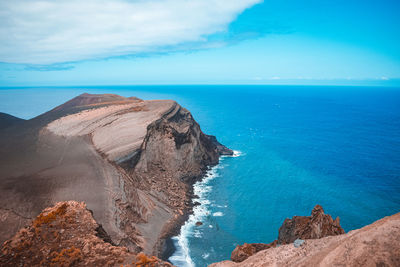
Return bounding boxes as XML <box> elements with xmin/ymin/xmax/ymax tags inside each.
<box><xmin>230</xmin><ymin>205</ymin><xmax>344</xmax><ymax>263</ymax></box>
<box><xmin>0</xmin><ymin>201</ymin><xmax>172</xmax><ymax>267</ymax></box>
<box><xmin>210</xmin><ymin>212</ymin><xmax>400</xmax><ymax>267</ymax></box>
<box><xmin>0</xmin><ymin>93</ymin><xmax>232</xmax><ymax>258</ymax></box>
<box><xmin>278</xmin><ymin>204</ymin><xmax>345</xmax><ymax>244</ymax></box>
<box><xmin>230</xmin><ymin>241</ymin><xmax>278</xmax><ymax>263</ymax></box>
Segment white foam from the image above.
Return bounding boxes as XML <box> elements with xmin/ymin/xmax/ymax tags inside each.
<box><xmin>202</xmin><ymin>253</ymin><xmax>210</xmax><ymax>259</ymax></box>
<box><xmin>232</xmin><ymin>150</ymin><xmax>243</xmax><ymax>157</ymax></box>
<box><xmin>212</xmin><ymin>212</ymin><xmax>224</xmax><ymax>217</ymax></box>
<box><xmin>169</xmin><ymin>164</ymin><xmax>222</xmax><ymax>267</ymax></box>
<box><xmin>212</xmin><ymin>204</ymin><xmax>228</xmax><ymax>208</ymax></box>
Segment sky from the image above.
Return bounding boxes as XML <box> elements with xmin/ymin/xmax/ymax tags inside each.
<box><xmin>0</xmin><ymin>0</ymin><xmax>399</xmax><ymax>86</ymax></box>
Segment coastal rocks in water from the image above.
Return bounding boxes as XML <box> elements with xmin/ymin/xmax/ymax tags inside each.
<box><xmin>206</xmin><ymin>135</ymin><xmax>234</xmax><ymax>156</ymax></box>
<box><xmin>0</xmin><ymin>93</ymin><xmax>231</xmax><ymax>257</ymax></box>
<box><xmin>278</xmin><ymin>204</ymin><xmax>345</xmax><ymax>244</ymax></box>
<box><xmin>210</xmin><ymin>212</ymin><xmax>400</xmax><ymax>267</ymax></box>
<box><xmin>0</xmin><ymin>201</ymin><xmax>172</xmax><ymax>267</ymax></box>
<box><xmin>195</xmin><ymin>221</ymin><xmax>203</xmax><ymax>226</ymax></box>
<box><xmin>230</xmin><ymin>205</ymin><xmax>343</xmax><ymax>263</ymax></box>
<box><xmin>231</xmin><ymin>241</ymin><xmax>277</xmax><ymax>263</ymax></box>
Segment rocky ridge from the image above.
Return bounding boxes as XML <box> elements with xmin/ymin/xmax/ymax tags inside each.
<box><xmin>210</xmin><ymin>211</ymin><xmax>400</xmax><ymax>267</ymax></box>
<box><xmin>230</xmin><ymin>205</ymin><xmax>345</xmax><ymax>263</ymax></box>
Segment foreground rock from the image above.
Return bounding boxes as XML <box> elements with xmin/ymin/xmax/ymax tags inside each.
<box><xmin>0</xmin><ymin>93</ymin><xmax>232</xmax><ymax>257</ymax></box>
<box><xmin>230</xmin><ymin>205</ymin><xmax>344</xmax><ymax>262</ymax></box>
<box><xmin>210</xmin><ymin>212</ymin><xmax>400</xmax><ymax>267</ymax></box>
<box><xmin>278</xmin><ymin>204</ymin><xmax>345</xmax><ymax>244</ymax></box>
<box><xmin>0</xmin><ymin>201</ymin><xmax>172</xmax><ymax>266</ymax></box>
<box><xmin>231</xmin><ymin>242</ymin><xmax>278</xmax><ymax>263</ymax></box>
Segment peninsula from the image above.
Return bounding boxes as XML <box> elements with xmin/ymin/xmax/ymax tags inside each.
<box><xmin>0</xmin><ymin>93</ymin><xmax>232</xmax><ymax>264</ymax></box>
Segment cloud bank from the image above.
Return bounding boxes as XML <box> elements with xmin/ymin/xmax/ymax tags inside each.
<box><xmin>0</xmin><ymin>0</ymin><xmax>261</xmax><ymax>64</ymax></box>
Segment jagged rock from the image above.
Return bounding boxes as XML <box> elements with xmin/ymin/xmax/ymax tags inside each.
<box><xmin>0</xmin><ymin>201</ymin><xmax>172</xmax><ymax>267</ymax></box>
<box><xmin>231</xmin><ymin>241</ymin><xmax>277</xmax><ymax>263</ymax></box>
<box><xmin>278</xmin><ymin>205</ymin><xmax>345</xmax><ymax>244</ymax></box>
<box><xmin>210</xmin><ymin>212</ymin><xmax>400</xmax><ymax>267</ymax></box>
<box><xmin>230</xmin><ymin>205</ymin><xmax>344</xmax><ymax>263</ymax></box>
<box><xmin>195</xmin><ymin>221</ymin><xmax>203</xmax><ymax>226</ymax></box>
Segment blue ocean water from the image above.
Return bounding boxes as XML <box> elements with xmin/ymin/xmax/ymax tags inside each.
<box><xmin>1</xmin><ymin>85</ymin><xmax>400</xmax><ymax>266</ymax></box>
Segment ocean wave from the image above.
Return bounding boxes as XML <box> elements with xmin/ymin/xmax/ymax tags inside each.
<box><xmin>169</xmin><ymin>164</ymin><xmax>222</xmax><ymax>267</ymax></box>
<box><xmin>202</xmin><ymin>253</ymin><xmax>210</xmax><ymax>259</ymax></box>
<box><xmin>212</xmin><ymin>211</ymin><xmax>224</xmax><ymax>217</ymax></box>
<box><xmin>232</xmin><ymin>150</ymin><xmax>243</xmax><ymax>157</ymax></box>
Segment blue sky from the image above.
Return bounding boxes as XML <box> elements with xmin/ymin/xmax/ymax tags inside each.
<box><xmin>0</xmin><ymin>0</ymin><xmax>399</xmax><ymax>86</ymax></box>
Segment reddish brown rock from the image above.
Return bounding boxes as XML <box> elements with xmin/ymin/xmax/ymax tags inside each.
<box><xmin>230</xmin><ymin>205</ymin><xmax>344</xmax><ymax>263</ymax></box>
<box><xmin>0</xmin><ymin>201</ymin><xmax>172</xmax><ymax>267</ymax></box>
<box><xmin>210</xmin><ymin>212</ymin><xmax>400</xmax><ymax>267</ymax></box>
<box><xmin>231</xmin><ymin>241</ymin><xmax>277</xmax><ymax>263</ymax></box>
<box><xmin>278</xmin><ymin>204</ymin><xmax>345</xmax><ymax>244</ymax></box>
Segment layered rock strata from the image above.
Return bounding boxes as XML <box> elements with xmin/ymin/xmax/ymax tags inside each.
<box><xmin>0</xmin><ymin>93</ymin><xmax>232</xmax><ymax>257</ymax></box>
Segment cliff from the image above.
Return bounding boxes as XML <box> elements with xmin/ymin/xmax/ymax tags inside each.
<box><xmin>211</xmin><ymin>208</ymin><xmax>400</xmax><ymax>267</ymax></box>
<box><xmin>0</xmin><ymin>201</ymin><xmax>172</xmax><ymax>266</ymax></box>
<box><xmin>0</xmin><ymin>93</ymin><xmax>232</xmax><ymax>258</ymax></box>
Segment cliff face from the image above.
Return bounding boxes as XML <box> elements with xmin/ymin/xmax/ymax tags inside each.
<box><xmin>0</xmin><ymin>201</ymin><xmax>172</xmax><ymax>267</ymax></box>
<box><xmin>0</xmin><ymin>93</ymin><xmax>232</xmax><ymax>257</ymax></box>
<box><xmin>211</xmin><ymin>212</ymin><xmax>400</xmax><ymax>267</ymax></box>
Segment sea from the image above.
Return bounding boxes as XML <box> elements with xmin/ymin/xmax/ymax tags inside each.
<box><xmin>1</xmin><ymin>85</ymin><xmax>399</xmax><ymax>266</ymax></box>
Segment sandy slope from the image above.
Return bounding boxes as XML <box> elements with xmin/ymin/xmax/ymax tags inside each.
<box><xmin>47</xmin><ymin>100</ymin><xmax>175</xmax><ymax>162</ymax></box>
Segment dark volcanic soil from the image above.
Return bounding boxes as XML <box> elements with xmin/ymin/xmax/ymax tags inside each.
<box><xmin>0</xmin><ymin>93</ymin><xmax>232</xmax><ymax>258</ymax></box>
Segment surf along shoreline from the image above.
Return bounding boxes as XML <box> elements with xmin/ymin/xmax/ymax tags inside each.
<box><xmin>163</xmin><ymin>152</ymin><xmax>241</xmax><ymax>266</ymax></box>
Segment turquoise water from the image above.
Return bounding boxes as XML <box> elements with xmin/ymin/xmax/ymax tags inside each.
<box><xmin>1</xmin><ymin>86</ymin><xmax>400</xmax><ymax>266</ymax></box>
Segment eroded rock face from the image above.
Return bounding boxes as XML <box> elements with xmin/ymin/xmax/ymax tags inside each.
<box><xmin>211</xmin><ymin>212</ymin><xmax>400</xmax><ymax>267</ymax></box>
<box><xmin>0</xmin><ymin>201</ymin><xmax>172</xmax><ymax>267</ymax></box>
<box><xmin>230</xmin><ymin>205</ymin><xmax>344</xmax><ymax>263</ymax></box>
<box><xmin>0</xmin><ymin>93</ymin><xmax>232</xmax><ymax>257</ymax></box>
<box><xmin>278</xmin><ymin>204</ymin><xmax>345</xmax><ymax>244</ymax></box>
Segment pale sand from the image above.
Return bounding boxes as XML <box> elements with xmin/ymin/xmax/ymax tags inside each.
<box><xmin>47</xmin><ymin>100</ymin><xmax>176</xmax><ymax>162</ymax></box>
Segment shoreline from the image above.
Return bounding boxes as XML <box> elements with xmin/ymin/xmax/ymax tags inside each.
<box><xmin>157</xmin><ymin>170</ymin><xmax>206</xmax><ymax>262</ymax></box>
<box><xmin>160</xmin><ymin>151</ymin><xmax>241</xmax><ymax>266</ymax></box>
<box><xmin>162</xmin><ymin>152</ymin><xmax>240</xmax><ymax>265</ymax></box>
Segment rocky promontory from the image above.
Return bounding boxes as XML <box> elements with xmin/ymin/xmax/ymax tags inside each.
<box><xmin>211</xmin><ymin>206</ymin><xmax>400</xmax><ymax>267</ymax></box>
<box><xmin>0</xmin><ymin>93</ymin><xmax>232</xmax><ymax>259</ymax></box>
<box><xmin>230</xmin><ymin>205</ymin><xmax>345</xmax><ymax>263</ymax></box>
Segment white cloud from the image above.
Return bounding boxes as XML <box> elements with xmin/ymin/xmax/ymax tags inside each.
<box><xmin>0</xmin><ymin>0</ymin><xmax>260</xmax><ymax>64</ymax></box>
